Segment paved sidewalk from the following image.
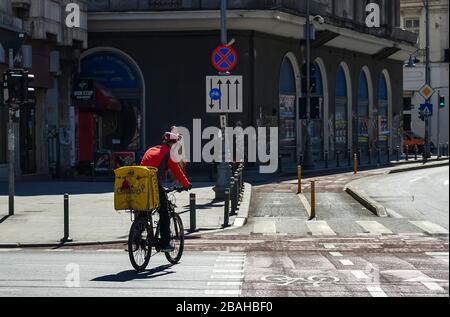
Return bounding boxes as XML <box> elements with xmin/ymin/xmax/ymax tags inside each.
<box><xmin>0</xmin><ymin>182</ymin><xmax>240</xmax><ymax>245</ymax></box>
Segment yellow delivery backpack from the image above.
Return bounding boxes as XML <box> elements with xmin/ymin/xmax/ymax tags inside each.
<box><xmin>114</xmin><ymin>166</ymin><xmax>160</xmax><ymax>211</ymax></box>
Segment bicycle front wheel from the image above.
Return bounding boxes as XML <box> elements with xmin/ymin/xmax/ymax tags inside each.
<box><xmin>165</xmin><ymin>212</ymin><xmax>185</xmax><ymax>264</ymax></box>
<box><xmin>128</xmin><ymin>215</ymin><xmax>152</xmax><ymax>272</ymax></box>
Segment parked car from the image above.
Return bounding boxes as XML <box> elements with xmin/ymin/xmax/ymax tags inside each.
<box><xmin>403</xmin><ymin>131</ymin><xmax>435</xmax><ymax>153</ymax></box>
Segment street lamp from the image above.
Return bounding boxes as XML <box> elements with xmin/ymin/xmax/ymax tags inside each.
<box><xmin>302</xmin><ymin>1</ymin><xmax>324</xmax><ymax>169</ymax></box>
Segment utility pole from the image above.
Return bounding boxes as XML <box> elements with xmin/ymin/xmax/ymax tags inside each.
<box><xmin>7</xmin><ymin>49</ymin><xmax>15</xmax><ymax>216</ymax></box>
<box><xmin>424</xmin><ymin>0</ymin><xmax>431</xmax><ymax>160</ymax></box>
<box><xmin>303</xmin><ymin>0</ymin><xmax>315</xmax><ymax>169</ymax></box>
<box><xmin>214</xmin><ymin>0</ymin><xmax>232</xmax><ymax>200</ymax></box>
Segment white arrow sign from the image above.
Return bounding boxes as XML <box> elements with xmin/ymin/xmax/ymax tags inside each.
<box><xmin>206</xmin><ymin>75</ymin><xmax>243</xmax><ymax>113</ymax></box>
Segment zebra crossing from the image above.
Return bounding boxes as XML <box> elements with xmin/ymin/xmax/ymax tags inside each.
<box><xmin>250</xmin><ymin>217</ymin><xmax>449</xmax><ymax>237</ymax></box>
<box><xmin>205</xmin><ymin>252</ymin><xmax>246</xmax><ymax>296</ymax></box>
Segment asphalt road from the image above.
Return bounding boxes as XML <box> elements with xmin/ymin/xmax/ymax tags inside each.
<box><xmin>359</xmin><ymin>166</ymin><xmax>449</xmax><ymax>229</ymax></box>
<box><xmin>0</xmin><ymin>235</ymin><xmax>448</xmax><ymax>297</ymax></box>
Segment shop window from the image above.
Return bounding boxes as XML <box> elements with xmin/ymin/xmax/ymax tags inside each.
<box><xmin>357</xmin><ymin>71</ymin><xmax>369</xmax><ymax>153</ymax></box>
<box><xmin>378</xmin><ymin>74</ymin><xmax>389</xmax><ymax>148</ymax></box>
<box><xmin>335</xmin><ymin>66</ymin><xmax>348</xmax><ymax>155</ymax></box>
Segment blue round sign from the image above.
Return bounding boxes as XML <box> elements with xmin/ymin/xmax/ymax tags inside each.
<box><xmin>209</xmin><ymin>88</ymin><xmax>222</xmax><ymax>101</ymax></box>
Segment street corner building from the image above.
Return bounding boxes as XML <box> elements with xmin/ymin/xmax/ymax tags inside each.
<box><xmin>0</xmin><ymin>0</ymin><xmax>88</xmax><ymax>180</ymax></box>
<box><xmin>2</xmin><ymin>0</ymin><xmax>419</xmax><ymax>179</ymax></box>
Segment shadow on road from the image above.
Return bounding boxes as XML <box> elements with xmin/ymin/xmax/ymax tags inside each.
<box><xmin>92</xmin><ymin>264</ymin><xmax>174</xmax><ymax>282</ymax></box>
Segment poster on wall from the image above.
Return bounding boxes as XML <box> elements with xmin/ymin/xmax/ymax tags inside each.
<box><xmin>279</xmin><ymin>94</ymin><xmax>296</xmax><ymax>147</ymax></box>
<box><xmin>379</xmin><ymin>116</ymin><xmax>390</xmax><ymax>142</ymax></box>
<box><xmin>94</xmin><ymin>151</ymin><xmax>111</xmax><ymax>173</ymax></box>
<box><xmin>358</xmin><ymin>117</ymin><xmax>369</xmax><ymax>143</ymax></box>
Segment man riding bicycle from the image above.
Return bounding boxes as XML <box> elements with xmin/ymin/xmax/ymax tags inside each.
<box><xmin>140</xmin><ymin>132</ymin><xmax>192</xmax><ymax>253</ymax></box>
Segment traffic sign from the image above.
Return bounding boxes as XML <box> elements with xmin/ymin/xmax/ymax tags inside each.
<box><xmin>206</xmin><ymin>75</ymin><xmax>243</xmax><ymax>113</ymax></box>
<box><xmin>211</xmin><ymin>45</ymin><xmax>238</xmax><ymax>73</ymax></box>
<box><xmin>419</xmin><ymin>84</ymin><xmax>435</xmax><ymax>100</ymax></box>
<box><xmin>419</xmin><ymin>103</ymin><xmax>433</xmax><ymax>117</ymax></box>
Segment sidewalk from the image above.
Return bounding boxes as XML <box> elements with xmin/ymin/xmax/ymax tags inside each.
<box><xmin>0</xmin><ymin>182</ymin><xmax>244</xmax><ymax>246</ymax></box>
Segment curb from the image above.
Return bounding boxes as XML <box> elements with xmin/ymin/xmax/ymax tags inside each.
<box><xmin>388</xmin><ymin>160</ymin><xmax>449</xmax><ymax>174</ymax></box>
<box><xmin>0</xmin><ymin>182</ymin><xmax>253</xmax><ymax>248</ymax></box>
<box><xmin>344</xmin><ymin>184</ymin><xmax>388</xmax><ymax>217</ymax></box>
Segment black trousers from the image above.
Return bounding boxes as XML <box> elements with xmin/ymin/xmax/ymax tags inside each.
<box><xmin>158</xmin><ymin>185</ymin><xmax>171</xmax><ymax>246</ymax></box>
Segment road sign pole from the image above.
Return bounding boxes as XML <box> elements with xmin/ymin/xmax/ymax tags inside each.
<box><xmin>214</xmin><ymin>0</ymin><xmax>232</xmax><ymax>200</ymax></box>
<box><xmin>437</xmin><ymin>91</ymin><xmax>441</xmax><ymax>157</ymax></box>
<box><xmin>424</xmin><ymin>0</ymin><xmax>431</xmax><ymax>160</ymax></box>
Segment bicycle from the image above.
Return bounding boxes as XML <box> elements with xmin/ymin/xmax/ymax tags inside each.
<box><xmin>128</xmin><ymin>186</ymin><xmax>187</xmax><ymax>272</ymax></box>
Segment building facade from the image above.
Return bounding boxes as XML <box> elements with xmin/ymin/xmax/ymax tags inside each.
<box><xmin>402</xmin><ymin>0</ymin><xmax>449</xmax><ymax>147</ymax></box>
<box><xmin>0</xmin><ymin>0</ymin><xmax>87</xmax><ymax>180</ymax></box>
<box><xmin>2</xmin><ymin>0</ymin><xmax>417</xmax><ymax>178</ymax></box>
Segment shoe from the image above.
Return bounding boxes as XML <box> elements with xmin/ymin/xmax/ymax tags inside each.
<box><xmin>161</xmin><ymin>245</ymin><xmax>175</xmax><ymax>253</ymax></box>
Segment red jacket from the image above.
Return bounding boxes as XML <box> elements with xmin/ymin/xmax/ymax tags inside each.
<box><xmin>140</xmin><ymin>144</ymin><xmax>190</xmax><ymax>188</ymax></box>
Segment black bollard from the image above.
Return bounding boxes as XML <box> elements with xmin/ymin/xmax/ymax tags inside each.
<box><xmin>189</xmin><ymin>193</ymin><xmax>196</xmax><ymax>233</ymax></box>
<box><xmin>414</xmin><ymin>145</ymin><xmax>418</xmax><ymax>161</ymax></box>
<box><xmin>325</xmin><ymin>151</ymin><xmax>329</xmax><ymax>169</ymax></box>
<box><xmin>347</xmin><ymin>149</ymin><xmax>352</xmax><ymax>167</ymax></box>
<box><xmin>230</xmin><ymin>178</ymin><xmax>237</xmax><ymax>216</ymax></box>
<box><xmin>405</xmin><ymin>146</ymin><xmax>409</xmax><ymax>161</ymax></box>
<box><xmin>387</xmin><ymin>146</ymin><xmax>390</xmax><ymax>163</ymax></box>
<box><xmin>60</xmin><ymin>194</ymin><xmax>73</xmax><ymax>243</ymax></box>
<box><xmin>223</xmin><ymin>189</ymin><xmax>230</xmax><ymax>228</ymax></box>
<box><xmin>396</xmin><ymin>146</ymin><xmax>400</xmax><ymax>162</ymax></box>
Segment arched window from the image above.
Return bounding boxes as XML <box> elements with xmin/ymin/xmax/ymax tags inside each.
<box><xmin>279</xmin><ymin>56</ymin><xmax>298</xmax><ymax>164</ymax></box>
<box><xmin>378</xmin><ymin>74</ymin><xmax>389</xmax><ymax>149</ymax></box>
<box><xmin>357</xmin><ymin>71</ymin><xmax>369</xmax><ymax>153</ymax></box>
<box><xmin>335</xmin><ymin>66</ymin><xmax>348</xmax><ymax>155</ymax></box>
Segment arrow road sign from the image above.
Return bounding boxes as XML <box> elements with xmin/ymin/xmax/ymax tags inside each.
<box><xmin>206</xmin><ymin>75</ymin><xmax>243</xmax><ymax>113</ymax></box>
<box><xmin>419</xmin><ymin>103</ymin><xmax>433</xmax><ymax>117</ymax></box>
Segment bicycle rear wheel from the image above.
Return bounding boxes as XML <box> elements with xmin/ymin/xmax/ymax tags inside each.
<box><xmin>164</xmin><ymin>212</ymin><xmax>185</xmax><ymax>264</ymax></box>
<box><xmin>128</xmin><ymin>215</ymin><xmax>152</xmax><ymax>272</ymax></box>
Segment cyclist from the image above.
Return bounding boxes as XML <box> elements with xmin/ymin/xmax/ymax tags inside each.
<box><xmin>140</xmin><ymin>132</ymin><xmax>192</xmax><ymax>253</ymax></box>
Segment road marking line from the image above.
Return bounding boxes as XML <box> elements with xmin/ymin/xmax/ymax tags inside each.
<box><xmin>215</xmin><ymin>263</ymin><xmax>243</xmax><ymax>268</ymax></box>
<box><xmin>352</xmin><ymin>270</ymin><xmax>369</xmax><ymax>279</ymax></box>
<box><xmin>211</xmin><ymin>275</ymin><xmax>244</xmax><ymax>279</ymax></box>
<box><xmin>0</xmin><ymin>249</ymin><xmax>22</xmax><ymax>252</ymax></box>
<box><xmin>97</xmin><ymin>249</ymin><xmax>124</xmax><ymax>253</ymax></box>
<box><xmin>298</xmin><ymin>193</ymin><xmax>312</xmax><ymax>216</ymax></box>
<box><xmin>410</xmin><ymin>221</ymin><xmax>449</xmax><ymax>235</ymax></box>
<box><xmin>410</xmin><ymin>176</ymin><xmax>425</xmax><ymax>183</ymax></box>
<box><xmin>422</xmin><ymin>282</ymin><xmax>445</xmax><ymax>292</ymax></box>
<box><xmin>339</xmin><ymin>259</ymin><xmax>354</xmax><ymax>266</ymax></box>
<box><xmin>329</xmin><ymin>252</ymin><xmax>343</xmax><ymax>257</ymax></box>
<box><xmin>367</xmin><ymin>286</ymin><xmax>387</xmax><ymax>297</ymax></box>
<box><xmin>253</xmin><ymin>221</ymin><xmax>276</xmax><ymax>234</ymax></box>
<box><xmin>45</xmin><ymin>249</ymin><xmax>73</xmax><ymax>252</ymax></box>
<box><xmin>356</xmin><ymin>221</ymin><xmax>393</xmax><ymax>235</ymax></box>
<box><xmin>216</xmin><ymin>259</ymin><xmax>245</xmax><ymax>263</ymax></box>
<box><xmin>306</xmin><ymin>221</ymin><xmax>337</xmax><ymax>236</ymax></box>
<box><xmin>205</xmin><ymin>290</ymin><xmax>241</xmax><ymax>295</ymax></box>
<box><xmin>207</xmin><ymin>281</ymin><xmax>243</xmax><ymax>287</ymax></box>
<box><xmin>386</xmin><ymin>209</ymin><xmax>405</xmax><ymax>219</ymax></box>
<box><xmin>323</xmin><ymin>244</ymin><xmax>336</xmax><ymax>249</ymax></box>
<box><xmin>213</xmin><ymin>269</ymin><xmax>244</xmax><ymax>273</ymax></box>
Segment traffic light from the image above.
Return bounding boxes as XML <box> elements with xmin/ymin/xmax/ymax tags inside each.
<box><xmin>2</xmin><ymin>69</ymin><xmax>35</xmax><ymax>106</ymax></box>
<box><xmin>418</xmin><ymin>109</ymin><xmax>425</xmax><ymax>122</ymax></box>
<box><xmin>439</xmin><ymin>95</ymin><xmax>446</xmax><ymax>109</ymax></box>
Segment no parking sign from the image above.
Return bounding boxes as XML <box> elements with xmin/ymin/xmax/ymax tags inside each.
<box><xmin>211</xmin><ymin>45</ymin><xmax>238</xmax><ymax>73</ymax></box>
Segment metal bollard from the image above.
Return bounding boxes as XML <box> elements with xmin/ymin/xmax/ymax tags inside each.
<box><xmin>396</xmin><ymin>146</ymin><xmax>400</xmax><ymax>162</ymax></box>
<box><xmin>358</xmin><ymin>148</ymin><xmax>362</xmax><ymax>166</ymax></box>
<box><xmin>91</xmin><ymin>162</ymin><xmax>95</xmax><ymax>182</ymax></box>
<box><xmin>297</xmin><ymin>165</ymin><xmax>302</xmax><ymax>194</ymax></box>
<box><xmin>414</xmin><ymin>145</ymin><xmax>418</xmax><ymax>161</ymax></box>
<box><xmin>347</xmin><ymin>149</ymin><xmax>352</xmax><ymax>167</ymax></box>
<box><xmin>387</xmin><ymin>147</ymin><xmax>391</xmax><ymax>163</ymax></box>
<box><xmin>299</xmin><ymin>153</ymin><xmax>304</xmax><ymax>166</ymax></box>
<box><xmin>405</xmin><ymin>146</ymin><xmax>409</xmax><ymax>161</ymax></box>
<box><xmin>324</xmin><ymin>151</ymin><xmax>329</xmax><ymax>169</ymax></box>
<box><xmin>60</xmin><ymin>194</ymin><xmax>73</xmax><ymax>243</ymax></box>
<box><xmin>309</xmin><ymin>181</ymin><xmax>316</xmax><ymax>220</ymax></box>
<box><xmin>223</xmin><ymin>189</ymin><xmax>230</xmax><ymax>228</ymax></box>
<box><xmin>234</xmin><ymin>174</ymin><xmax>240</xmax><ymax>207</ymax></box>
<box><xmin>230</xmin><ymin>178</ymin><xmax>237</xmax><ymax>216</ymax></box>
<box><xmin>189</xmin><ymin>193</ymin><xmax>196</xmax><ymax>233</ymax></box>
<box><xmin>336</xmin><ymin>151</ymin><xmax>340</xmax><ymax>168</ymax></box>
<box><xmin>354</xmin><ymin>153</ymin><xmax>358</xmax><ymax>175</ymax></box>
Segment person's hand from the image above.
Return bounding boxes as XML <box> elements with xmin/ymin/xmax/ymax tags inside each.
<box><xmin>186</xmin><ymin>183</ymin><xmax>192</xmax><ymax>191</ymax></box>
